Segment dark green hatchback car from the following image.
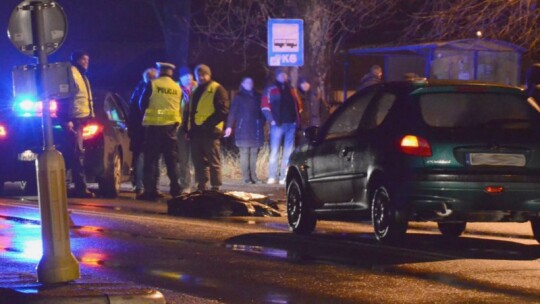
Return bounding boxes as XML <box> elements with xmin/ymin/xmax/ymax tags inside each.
<box><xmin>286</xmin><ymin>80</ymin><xmax>540</xmax><ymax>243</ymax></box>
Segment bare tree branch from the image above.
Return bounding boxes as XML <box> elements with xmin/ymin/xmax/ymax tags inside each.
<box><xmin>402</xmin><ymin>0</ymin><xmax>540</xmax><ymax>56</ymax></box>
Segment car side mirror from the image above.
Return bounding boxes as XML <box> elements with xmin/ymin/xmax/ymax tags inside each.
<box><xmin>304</xmin><ymin>126</ymin><xmax>319</xmax><ymax>142</ymax></box>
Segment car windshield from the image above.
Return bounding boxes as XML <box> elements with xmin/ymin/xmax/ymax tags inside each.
<box><xmin>418</xmin><ymin>92</ymin><xmax>537</xmax><ymax>129</ymax></box>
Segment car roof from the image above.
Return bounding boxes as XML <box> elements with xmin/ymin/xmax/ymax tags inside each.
<box><xmin>386</xmin><ymin>79</ymin><xmax>523</xmax><ymax>91</ymax></box>
<box><xmin>375</xmin><ymin>80</ymin><xmax>525</xmax><ymax>97</ymax></box>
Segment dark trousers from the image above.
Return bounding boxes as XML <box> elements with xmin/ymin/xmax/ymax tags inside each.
<box><xmin>190</xmin><ymin>136</ymin><xmax>222</xmax><ymax>190</ymax></box>
<box><xmin>143</xmin><ymin>125</ymin><xmax>180</xmax><ymax>195</ymax></box>
<box><xmin>65</xmin><ymin>118</ymin><xmax>89</xmax><ymax>192</ymax></box>
<box><xmin>132</xmin><ymin>150</ymin><xmax>160</xmax><ymax>191</ymax></box>
<box><xmin>239</xmin><ymin>147</ymin><xmax>259</xmax><ymax>182</ymax></box>
<box><xmin>176</xmin><ymin>129</ymin><xmax>192</xmax><ymax>191</ymax></box>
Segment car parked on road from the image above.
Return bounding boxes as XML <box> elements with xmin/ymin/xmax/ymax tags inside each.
<box><xmin>0</xmin><ymin>91</ymin><xmax>132</xmax><ymax>197</ymax></box>
<box><xmin>286</xmin><ymin>80</ymin><xmax>540</xmax><ymax>243</ymax></box>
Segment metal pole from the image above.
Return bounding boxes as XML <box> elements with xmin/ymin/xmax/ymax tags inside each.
<box><xmin>31</xmin><ymin>0</ymin><xmax>53</xmax><ymax>150</ymax></box>
<box><xmin>29</xmin><ymin>0</ymin><xmax>80</xmax><ymax>284</ymax></box>
<box><xmin>343</xmin><ymin>59</ymin><xmax>349</xmax><ymax>102</ymax></box>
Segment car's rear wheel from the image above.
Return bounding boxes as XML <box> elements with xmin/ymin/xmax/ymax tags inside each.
<box><xmin>99</xmin><ymin>151</ymin><xmax>122</xmax><ymax>198</ymax></box>
<box><xmin>530</xmin><ymin>218</ymin><xmax>540</xmax><ymax>243</ymax></box>
<box><xmin>371</xmin><ymin>185</ymin><xmax>408</xmax><ymax>243</ymax></box>
<box><xmin>437</xmin><ymin>222</ymin><xmax>466</xmax><ymax>238</ymax></box>
<box><xmin>287</xmin><ymin>176</ymin><xmax>316</xmax><ymax>235</ymax></box>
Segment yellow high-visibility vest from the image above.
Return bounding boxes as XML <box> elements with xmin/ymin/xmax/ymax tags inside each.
<box><xmin>70</xmin><ymin>66</ymin><xmax>94</xmax><ymax>118</ymax></box>
<box><xmin>142</xmin><ymin>76</ymin><xmax>182</xmax><ymax>126</ymax></box>
<box><xmin>191</xmin><ymin>81</ymin><xmax>223</xmax><ymax>131</ymax></box>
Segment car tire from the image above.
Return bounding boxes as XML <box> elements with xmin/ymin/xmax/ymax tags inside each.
<box><xmin>437</xmin><ymin>222</ymin><xmax>466</xmax><ymax>238</ymax></box>
<box><xmin>286</xmin><ymin>176</ymin><xmax>316</xmax><ymax>235</ymax></box>
<box><xmin>530</xmin><ymin>218</ymin><xmax>540</xmax><ymax>243</ymax></box>
<box><xmin>371</xmin><ymin>185</ymin><xmax>408</xmax><ymax>243</ymax></box>
<box><xmin>99</xmin><ymin>151</ymin><xmax>122</xmax><ymax>198</ymax></box>
<box><xmin>0</xmin><ymin>181</ymin><xmax>4</xmax><ymax>197</ymax></box>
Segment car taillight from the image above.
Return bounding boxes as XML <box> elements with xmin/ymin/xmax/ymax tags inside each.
<box><xmin>485</xmin><ymin>185</ymin><xmax>504</xmax><ymax>194</ymax></box>
<box><xmin>35</xmin><ymin>100</ymin><xmax>58</xmax><ymax>117</ymax></box>
<box><xmin>399</xmin><ymin>135</ymin><xmax>432</xmax><ymax>157</ymax></box>
<box><xmin>82</xmin><ymin>123</ymin><xmax>103</xmax><ymax>139</ymax></box>
<box><xmin>0</xmin><ymin>125</ymin><xmax>6</xmax><ymax>139</ymax></box>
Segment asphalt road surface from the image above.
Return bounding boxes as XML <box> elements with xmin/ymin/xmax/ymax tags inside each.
<box><xmin>2</xmin><ymin>183</ymin><xmax>540</xmax><ymax>303</ymax></box>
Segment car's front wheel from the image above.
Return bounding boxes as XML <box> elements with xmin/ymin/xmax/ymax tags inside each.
<box><xmin>287</xmin><ymin>176</ymin><xmax>316</xmax><ymax>235</ymax></box>
<box><xmin>99</xmin><ymin>151</ymin><xmax>122</xmax><ymax>198</ymax></box>
<box><xmin>371</xmin><ymin>185</ymin><xmax>408</xmax><ymax>243</ymax></box>
<box><xmin>530</xmin><ymin>218</ymin><xmax>540</xmax><ymax>243</ymax></box>
<box><xmin>437</xmin><ymin>222</ymin><xmax>466</xmax><ymax>238</ymax></box>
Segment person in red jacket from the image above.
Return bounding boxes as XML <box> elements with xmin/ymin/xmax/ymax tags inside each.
<box><xmin>261</xmin><ymin>69</ymin><xmax>302</xmax><ymax>184</ymax></box>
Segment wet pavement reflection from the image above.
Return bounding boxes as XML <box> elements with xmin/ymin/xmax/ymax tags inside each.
<box><xmin>4</xmin><ymin>195</ymin><xmax>540</xmax><ymax>303</ymax></box>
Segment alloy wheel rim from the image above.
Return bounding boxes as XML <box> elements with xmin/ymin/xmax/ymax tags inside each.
<box><xmin>373</xmin><ymin>189</ymin><xmax>389</xmax><ymax>234</ymax></box>
<box><xmin>287</xmin><ymin>183</ymin><xmax>301</xmax><ymax>226</ymax></box>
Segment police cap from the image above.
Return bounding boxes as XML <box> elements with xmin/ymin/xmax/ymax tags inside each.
<box><xmin>156</xmin><ymin>62</ymin><xmax>176</xmax><ymax>70</ymax></box>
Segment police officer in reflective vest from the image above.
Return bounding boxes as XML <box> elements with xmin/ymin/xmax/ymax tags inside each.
<box><xmin>182</xmin><ymin>64</ymin><xmax>229</xmax><ymax>191</ymax></box>
<box><xmin>138</xmin><ymin>62</ymin><xmax>182</xmax><ymax>200</ymax></box>
<box><xmin>63</xmin><ymin>50</ymin><xmax>95</xmax><ymax>198</ymax></box>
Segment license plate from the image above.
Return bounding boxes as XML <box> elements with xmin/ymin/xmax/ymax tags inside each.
<box><xmin>467</xmin><ymin>153</ymin><xmax>526</xmax><ymax>167</ymax></box>
<box><xmin>18</xmin><ymin>150</ymin><xmax>38</xmax><ymax>162</ymax></box>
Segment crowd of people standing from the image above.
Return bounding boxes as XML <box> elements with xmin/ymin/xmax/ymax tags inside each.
<box><xmin>59</xmin><ymin>51</ymin><xmax>321</xmax><ymax>200</ymax></box>
<box><xmin>125</xmin><ymin>63</ymin><xmax>321</xmax><ymax>200</ymax></box>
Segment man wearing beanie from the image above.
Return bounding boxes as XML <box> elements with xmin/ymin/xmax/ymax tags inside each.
<box><xmin>182</xmin><ymin>64</ymin><xmax>229</xmax><ymax>191</ymax></box>
<box><xmin>261</xmin><ymin>68</ymin><xmax>303</xmax><ymax>185</ymax></box>
<box><xmin>62</xmin><ymin>50</ymin><xmax>95</xmax><ymax>198</ymax></box>
<box><xmin>177</xmin><ymin>67</ymin><xmax>197</xmax><ymax>192</ymax></box>
<box><xmin>138</xmin><ymin>62</ymin><xmax>182</xmax><ymax>200</ymax></box>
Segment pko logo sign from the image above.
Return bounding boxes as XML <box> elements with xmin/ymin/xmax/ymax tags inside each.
<box><xmin>269</xmin><ymin>54</ymin><xmax>298</xmax><ymax>66</ymax></box>
<box><xmin>267</xmin><ymin>19</ymin><xmax>303</xmax><ymax>67</ymax></box>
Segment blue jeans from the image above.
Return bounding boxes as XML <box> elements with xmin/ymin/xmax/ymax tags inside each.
<box><xmin>268</xmin><ymin>123</ymin><xmax>296</xmax><ymax>180</ymax></box>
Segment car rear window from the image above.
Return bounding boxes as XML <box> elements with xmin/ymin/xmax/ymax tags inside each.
<box><xmin>418</xmin><ymin>92</ymin><xmax>536</xmax><ymax>129</ymax></box>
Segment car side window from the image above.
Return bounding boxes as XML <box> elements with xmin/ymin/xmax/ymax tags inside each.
<box><xmin>361</xmin><ymin>92</ymin><xmax>397</xmax><ymax>129</ymax></box>
<box><xmin>104</xmin><ymin>96</ymin><xmax>126</xmax><ymax>122</ymax></box>
<box><xmin>325</xmin><ymin>89</ymin><xmax>376</xmax><ymax>138</ymax></box>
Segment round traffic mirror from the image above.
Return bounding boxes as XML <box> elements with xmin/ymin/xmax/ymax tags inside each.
<box><xmin>7</xmin><ymin>0</ymin><xmax>67</xmax><ymax>57</ymax></box>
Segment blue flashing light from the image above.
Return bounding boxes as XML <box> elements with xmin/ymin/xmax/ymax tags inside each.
<box><xmin>12</xmin><ymin>97</ymin><xmax>58</xmax><ymax>118</ymax></box>
<box><xmin>13</xmin><ymin>96</ymin><xmax>38</xmax><ymax>117</ymax></box>
<box><xmin>19</xmin><ymin>99</ymin><xmax>35</xmax><ymax>111</ymax></box>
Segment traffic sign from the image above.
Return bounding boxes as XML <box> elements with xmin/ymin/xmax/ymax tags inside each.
<box><xmin>267</xmin><ymin>18</ymin><xmax>304</xmax><ymax>67</ymax></box>
<box><xmin>7</xmin><ymin>0</ymin><xmax>67</xmax><ymax>57</ymax></box>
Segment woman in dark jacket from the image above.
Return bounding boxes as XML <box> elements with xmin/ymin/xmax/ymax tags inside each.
<box><xmin>224</xmin><ymin>77</ymin><xmax>264</xmax><ymax>184</ymax></box>
<box><xmin>128</xmin><ymin>68</ymin><xmax>156</xmax><ymax>194</ymax></box>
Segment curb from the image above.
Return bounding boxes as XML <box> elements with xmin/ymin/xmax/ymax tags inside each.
<box><xmin>0</xmin><ymin>279</ymin><xmax>165</xmax><ymax>304</ymax></box>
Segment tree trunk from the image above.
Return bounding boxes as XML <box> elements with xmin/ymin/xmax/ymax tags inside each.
<box><xmin>162</xmin><ymin>0</ymin><xmax>191</xmax><ymax>68</ymax></box>
<box><xmin>301</xmin><ymin>1</ymin><xmax>331</xmax><ymax>127</ymax></box>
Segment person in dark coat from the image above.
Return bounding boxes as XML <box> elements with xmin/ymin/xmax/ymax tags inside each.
<box><xmin>127</xmin><ymin>68</ymin><xmax>157</xmax><ymax>195</ymax></box>
<box><xmin>298</xmin><ymin>77</ymin><xmax>322</xmax><ymax>128</ymax></box>
<box><xmin>526</xmin><ymin>63</ymin><xmax>540</xmax><ymax>100</ymax></box>
<box><xmin>224</xmin><ymin>77</ymin><xmax>264</xmax><ymax>184</ymax></box>
<box><xmin>357</xmin><ymin>65</ymin><xmax>382</xmax><ymax>91</ymax></box>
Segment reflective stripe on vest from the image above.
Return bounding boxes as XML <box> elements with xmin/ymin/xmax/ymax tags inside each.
<box><xmin>71</xmin><ymin>66</ymin><xmax>94</xmax><ymax>118</ymax></box>
<box><xmin>142</xmin><ymin>77</ymin><xmax>182</xmax><ymax>126</ymax></box>
<box><xmin>192</xmin><ymin>81</ymin><xmax>223</xmax><ymax>131</ymax></box>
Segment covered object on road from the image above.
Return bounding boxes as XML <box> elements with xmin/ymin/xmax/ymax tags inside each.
<box><xmin>347</xmin><ymin>38</ymin><xmax>524</xmax><ymax>87</ymax></box>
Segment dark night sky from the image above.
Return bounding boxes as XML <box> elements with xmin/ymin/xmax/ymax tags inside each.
<box><xmin>0</xmin><ymin>0</ymin><xmax>165</xmax><ymax>101</ymax></box>
<box><xmin>0</xmin><ymin>0</ymin><xmax>401</xmax><ymax>106</ymax></box>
